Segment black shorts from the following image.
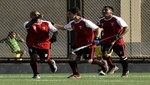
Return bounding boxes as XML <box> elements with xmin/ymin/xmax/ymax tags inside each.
<box><xmin>73</xmin><ymin>47</ymin><xmax>94</xmax><ymax>59</ymax></box>
<box><xmin>102</xmin><ymin>44</ymin><xmax>126</xmax><ymax>57</ymax></box>
<box><xmin>28</xmin><ymin>47</ymin><xmax>50</xmax><ymax>60</ymax></box>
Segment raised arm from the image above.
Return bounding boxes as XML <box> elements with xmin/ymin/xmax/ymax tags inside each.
<box><xmin>54</xmin><ymin>24</ymin><xmax>66</xmax><ymax>30</ymax></box>
<box><xmin>17</xmin><ymin>34</ymin><xmax>25</xmax><ymax>42</ymax></box>
<box><xmin>0</xmin><ymin>38</ymin><xmax>7</xmax><ymax>43</ymax></box>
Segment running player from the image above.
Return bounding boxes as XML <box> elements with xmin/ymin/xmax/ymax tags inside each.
<box><xmin>55</xmin><ymin>7</ymin><xmax>108</xmax><ymax>78</ymax></box>
<box><xmin>97</xmin><ymin>6</ymin><xmax>129</xmax><ymax>77</ymax></box>
<box><xmin>24</xmin><ymin>11</ymin><xmax>58</xmax><ymax>79</ymax></box>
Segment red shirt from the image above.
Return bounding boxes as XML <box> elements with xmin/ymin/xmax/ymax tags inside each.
<box><xmin>98</xmin><ymin>15</ymin><xmax>128</xmax><ymax>45</ymax></box>
<box><xmin>71</xmin><ymin>21</ymin><xmax>94</xmax><ymax>47</ymax></box>
<box><xmin>24</xmin><ymin>20</ymin><xmax>57</xmax><ymax>49</ymax></box>
<box><xmin>64</xmin><ymin>18</ymin><xmax>99</xmax><ymax>48</ymax></box>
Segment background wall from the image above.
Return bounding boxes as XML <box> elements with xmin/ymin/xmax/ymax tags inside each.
<box><xmin>0</xmin><ymin>0</ymin><xmax>150</xmax><ymax>60</ymax></box>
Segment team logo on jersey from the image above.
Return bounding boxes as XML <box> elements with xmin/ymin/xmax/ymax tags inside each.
<box><xmin>42</xmin><ymin>26</ymin><xmax>46</xmax><ymax>30</ymax></box>
<box><xmin>111</xmin><ymin>23</ymin><xmax>114</xmax><ymax>26</ymax></box>
<box><xmin>79</xmin><ymin>26</ymin><xmax>82</xmax><ymax>29</ymax></box>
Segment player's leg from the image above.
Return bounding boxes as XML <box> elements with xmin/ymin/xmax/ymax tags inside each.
<box><xmin>38</xmin><ymin>49</ymin><xmax>57</xmax><ymax>73</ymax></box>
<box><xmin>68</xmin><ymin>49</ymin><xmax>81</xmax><ymax>79</ymax></box>
<box><xmin>102</xmin><ymin>44</ymin><xmax>118</xmax><ymax>74</ymax></box>
<box><xmin>19</xmin><ymin>50</ymin><xmax>26</xmax><ymax>58</ymax></box>
<box><xmin>83</xmin><ymin>48</ymin><xmax>109</xmax><ymax>73</ymax></box>
<box><xmin>113</xmin><ymin>45</ymin><xmax>129</xmax><ymax>77</ymax></box>
<box><xmin>28</xmin><ymin>47</ymin><xmax>40</xmax><ymax>79</ymax></box>
<box><xmin>94</xmin><ymin>46</ymin><xmax>108</xmax><ymax>75</ymax></box>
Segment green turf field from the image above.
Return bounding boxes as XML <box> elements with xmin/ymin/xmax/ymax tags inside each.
<box><xmin>0</xmin><ymin>73</ymin><xmax>150</xmax><ymax>85</ymax></box>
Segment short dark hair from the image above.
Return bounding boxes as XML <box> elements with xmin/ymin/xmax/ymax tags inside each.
<box><xmin>68</xmin><ymin>7</ymin><xmax>81</xmax><ymax>16</ymax></box>
<box><xmin>8</xmin><ymin>31</ymin><xmax>15</xmax><ymax>36</ymax></box>
<box><xmin>103</xmin><ymin>6</ymin><xmax>114</xmax><ymax>12</ymax></box>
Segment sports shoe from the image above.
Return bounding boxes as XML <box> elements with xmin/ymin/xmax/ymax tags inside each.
<box><xmin>49</xmin><ymin>59</ymin><xmax>57</xmax><ymax>73</ymax></box>
<box><xmin>107</xmin><ymin>66</ymin><xmax>119</xmax><ymax>75</ymax></box>
<box><xmin>121</xmin><ymin>70</ymin><xmax>129</xmax><ymax>77</ymax></box>
<box><xmin>67</xmin><ymin>75</ymin><xmax>81</xmax><ymax>79</ymax></box>
<box><xmin>32</xmin><ymin>74</ymin><xmax>40</xmax><ymax>79</ymax></box>
<box><xmin>99</xmin><ymin>70</ymin><xmax>106</xmax><ymax>75</ymax></box>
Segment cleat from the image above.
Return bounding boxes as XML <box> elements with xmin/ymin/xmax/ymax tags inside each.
<box><xmin>107</xmin><ymin>66</ymin><xmax>119</xmax><ymax>75</ymax></box>
<box><xmin>99</xmin><ymin>70</ymin><xmax>106</xmax><ymax>76</ymax></box>
<box><xmin>49</xmin><ymin>59</ymin><xmax>57</xmax><ymax>73</ymax></box>
<box><xmin>67</xmin><ymin>75</ymin><xmax>81</xmax><ymax>79</ymax></box>
<box><xmin>32</xmin><ymin>74</ymin><xmax>40</xmax><ymax>79</ymax></box>
<box><xmin>121</xmin><ymin>70</ymin><xmax>129</xmax><ymax>77</ymax></box>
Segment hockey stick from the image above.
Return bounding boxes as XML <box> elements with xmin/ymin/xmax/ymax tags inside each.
<box><xmin>107</xmin><ymin>28</ymin><xmax>124</xmax><ymax>54</ymax></box>
<box><xmin>107</xmin><ymin>40</ymin><xmax>117</xmax><ymax>54</ymax></box>
<box><xmin>71</xmin><ymin>35</ymin><xmax>117</xmax><ymax>54</ymax></box>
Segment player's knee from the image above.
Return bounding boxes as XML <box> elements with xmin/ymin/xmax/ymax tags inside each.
<box><xmin>69</xmin><ymin>54</ymin><xmax>77</xmax><ymax>61</ymax></box>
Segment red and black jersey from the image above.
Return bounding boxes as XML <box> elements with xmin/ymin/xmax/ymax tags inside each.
<box><xmin>64</xmin><ymin>18</ymin><xmax>99</xmax><ymax>48</ymax></box>
<box><xmin>98</xmin><ymin>15</ymin><xmax>128</xmax><ymax>45</ymax></box>
<box><xmin>24</xmin><ymin>20</ymin><xmax>57</xmax><ymax>49</ymax></box>
<box><xmin>71</xmin><ymin>20</ymin><xmax>94</xmax><ymax>47</ymax></box>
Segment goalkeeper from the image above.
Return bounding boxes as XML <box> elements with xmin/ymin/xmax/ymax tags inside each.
<box><xmin>0</xmin><ymin>31</ymin><xmax>26</xmax><ymax>59</ymax></box>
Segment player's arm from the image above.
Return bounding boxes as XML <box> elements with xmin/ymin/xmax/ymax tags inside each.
<box><xmin>0</xmin><ymin>38</ymin><xmax>7</xmax><ymax>43</ymax></box>
<box><xmin>119</xmin><ymin>26</ymin><xmax>128</xmax><ymax>37</ymax></box>
<box><xmin>85</xmin><ymin>20</ymin><xmax>103</xmax><ymax>45</ymax></box>
<box><xmin>85</xmin><ymin>20</ymin><xmax>103</xmax><ymax>61</ymax></box>
<box><xmin>53</xmin><ymin>24</ymin><xmax>66</xmax><ymax>30</ymax></box>
<box><xmin>48</xmin><ymin>21</ymin><xmax>58</xmax><ymax>43</ymax></box>
<box><xmin>94</xmin><ymin>27</ymin><xmax>103</xmax><ymax>39</ymax></box>
<box><xmin>115</xmin><ymin>17</ymin><xmax>129</xmax><ymax>40</ymax></box>
<box><xmin>24</xmin><ymin>17</ymin><xmax>37</xmax><ymax>28</ymax></box>
<box><xmin>85</xmin><ymin>20</ymin><xmax>103</xmax><ymax>38</ymax></box>
<box><xmin>54</xmin><ymin>21</ymin><xmax>73</xmax><ymax>31</ymax></box>
<box><xmin>16</xmin><ymin>34</ymin><xmax>25</xmax><ymax>42</ymax></box>
<box><xmin>24</xmin><ymin>15</ymin><xmax>42</xmax><ymax>28</ymax></box>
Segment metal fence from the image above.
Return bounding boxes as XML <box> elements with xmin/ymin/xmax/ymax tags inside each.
<box><xmin>0</xmin><ymin>0</ymin><xmax>150</xmax><ymax>61</ymax></box>
<box><xmin>82</xmin><ymin>0</ymin><xmax>150</xmax><ymax>59</ymax></box>
<box><xmin>0</xmin><ymin>0</ymin><xmax>67</xmax><ymax>58</ymax></box>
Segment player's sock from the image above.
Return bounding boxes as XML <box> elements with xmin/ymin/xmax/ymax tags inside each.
<box><xmin>69</xmin><ymin>61</ymin><xmax>79</xmax><ymax>75</ymax></box>
<box><xmin>105</xmin><ymin>58</ymin><xmax>115</xmax><ymax>68</ymax></box>
<box><xmin>30</xmin><ymin>61</ymin><xmax>39</xmax><ymax>75</ymax></box>
<box><xmin>48</xmin><ymin>59</ymin><xmax>57</xmax><ymax>73</ymax></box>
<box><xmin>121</xmin><ymin>59</ymin><xmax>129</xmax><ymax>74</ymax></box>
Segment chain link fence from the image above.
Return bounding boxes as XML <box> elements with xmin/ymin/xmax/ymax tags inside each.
<box><xmin>0</xmin><ymin>0</ymin><xmax>150</xmax><ymax>61</ymax></box>
<box><xmin>0</xmin><ymin>0</ymin><xmax>67</xmax><ymax>58</ymax></box>
<box><xmin>82</xmin><ymin>0</ymin><xmax>150</xmax><ymax>59</ymax></box>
